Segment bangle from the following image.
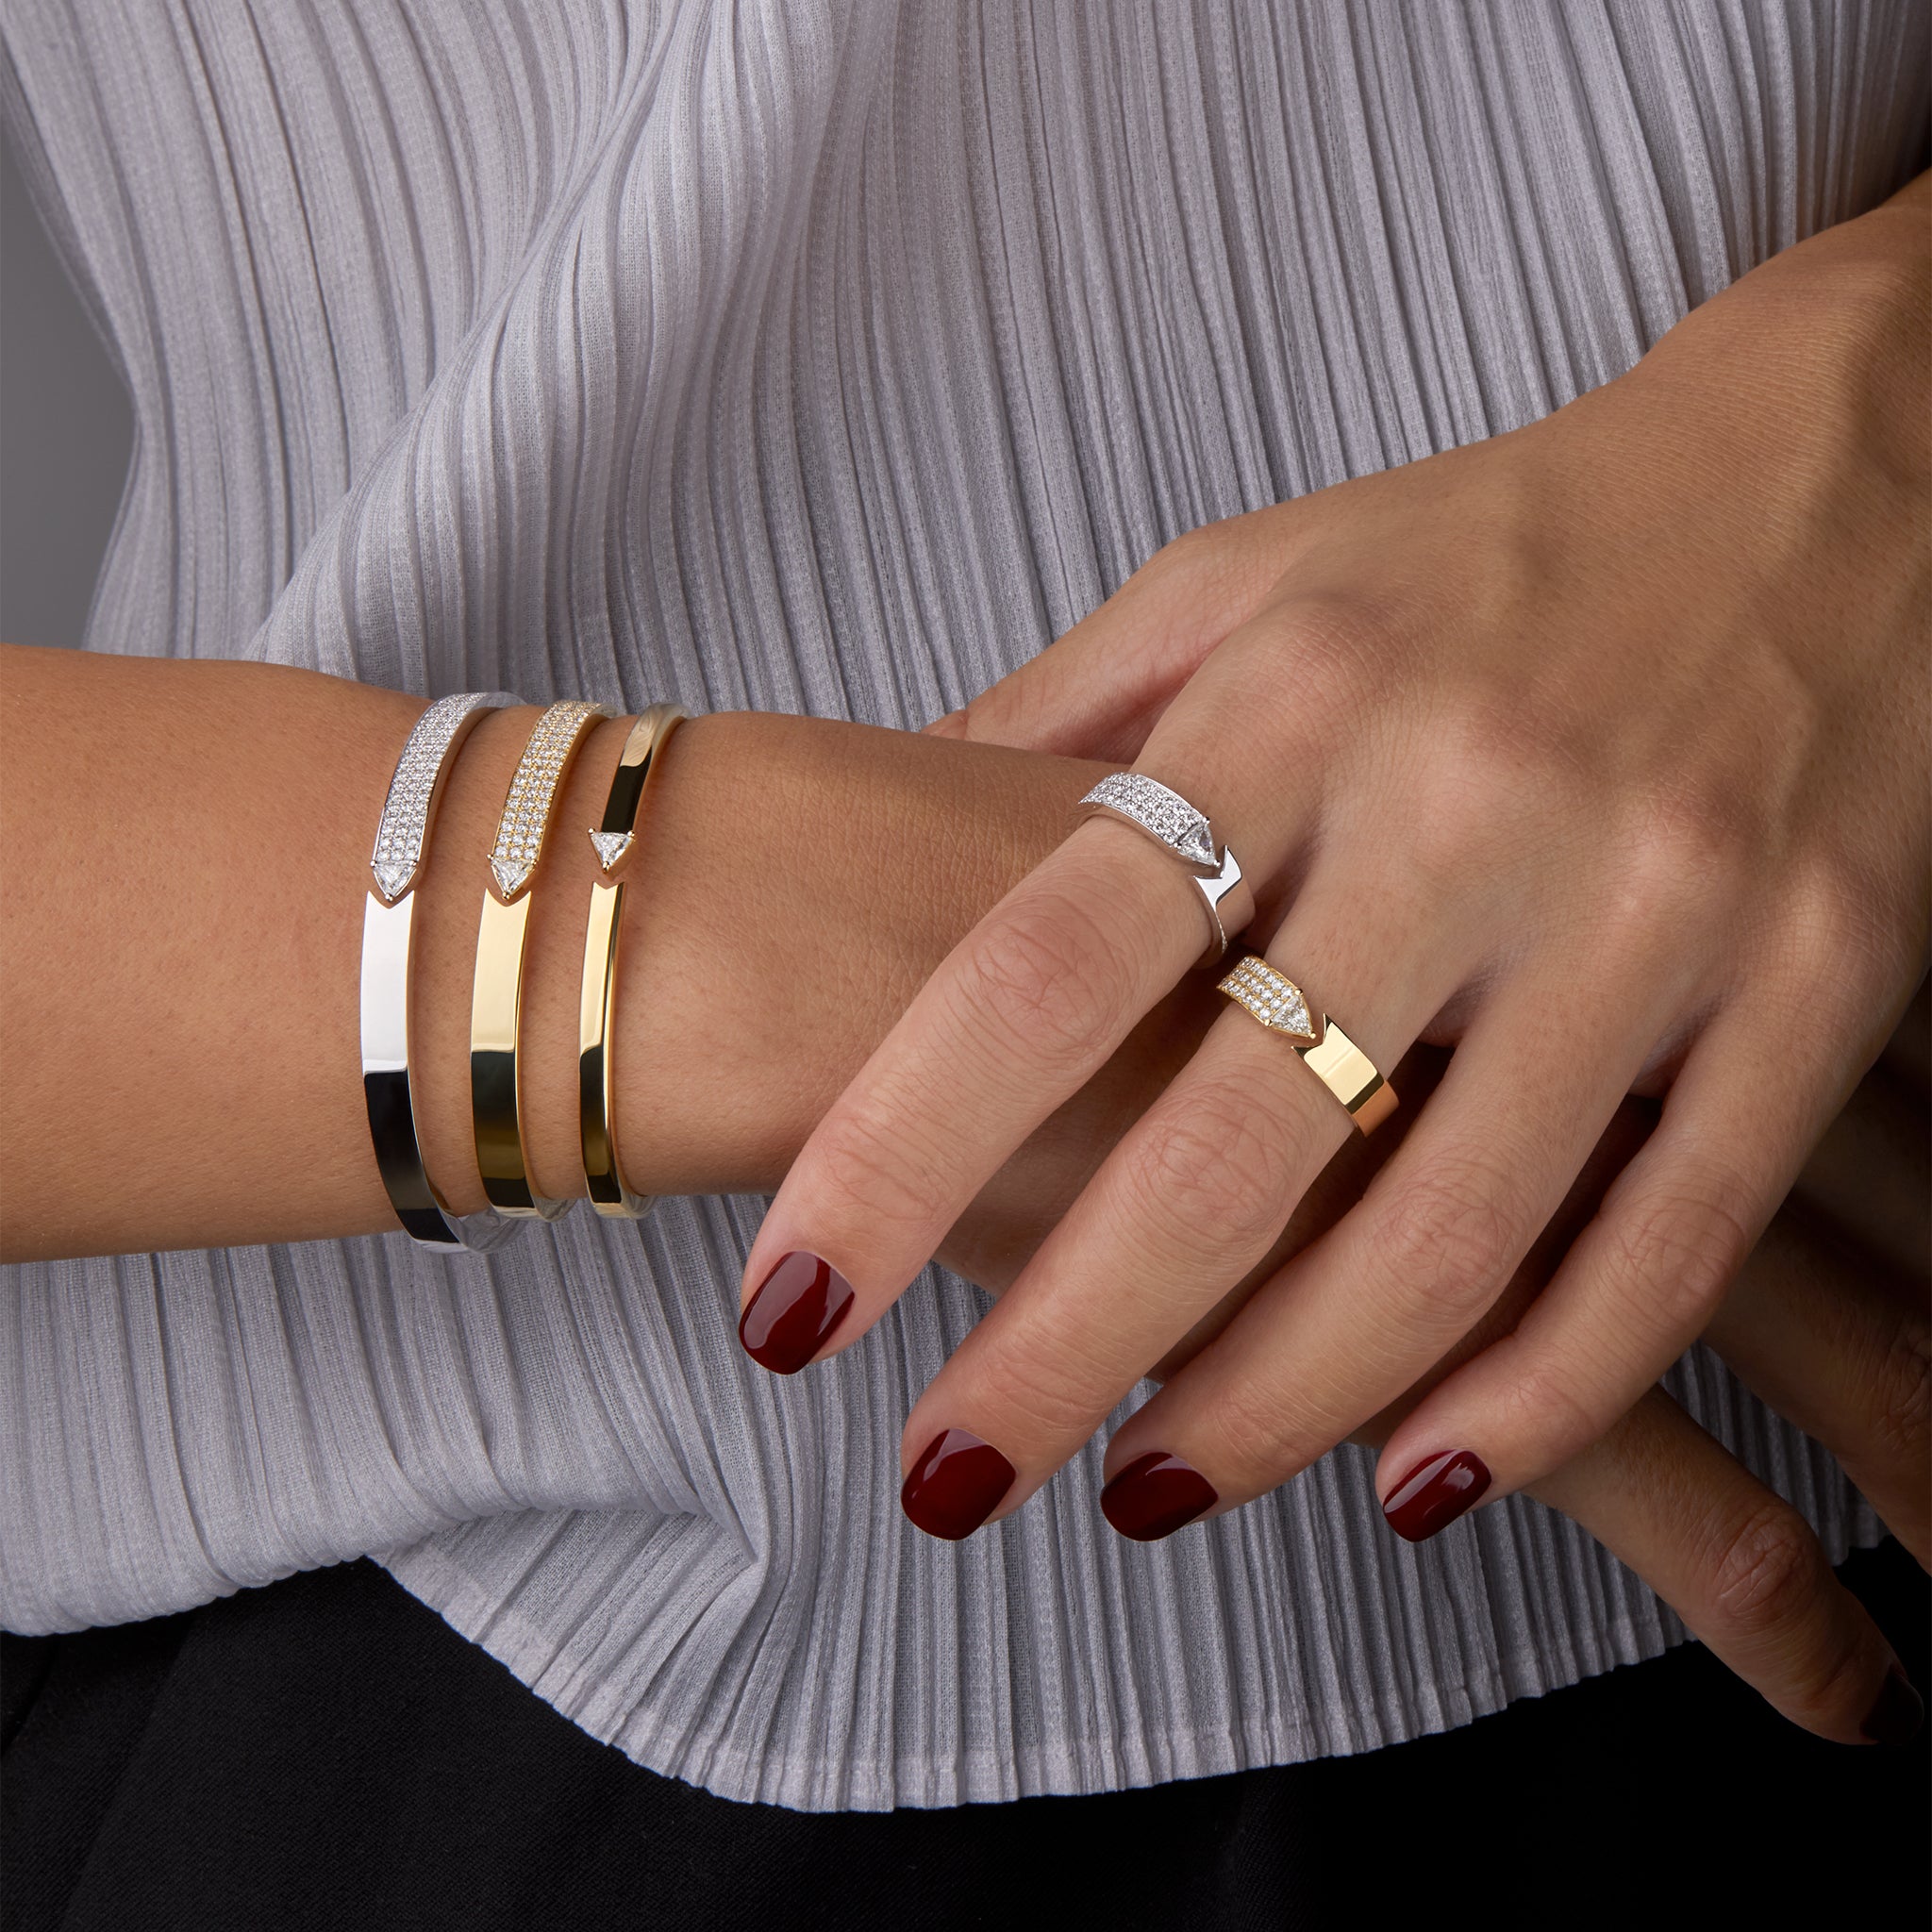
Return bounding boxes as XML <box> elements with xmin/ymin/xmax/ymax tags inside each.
<box><xmin>470</xmin><ymin>700</ymin><xmax>610</xmax><ymax>1220</ymax></box>
<box><xmin>578</xmin><ymin>704</ymin><xmax>687</xmax><ymax>1216</ymax></box>
<box><xmin>359</xmin><ymin>691</ymin><xmax>523</xmax><ymax>1251</ymax></box>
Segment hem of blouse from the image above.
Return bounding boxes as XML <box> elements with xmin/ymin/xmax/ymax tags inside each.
<box><xmin>380</xmin><ymin>1514</ymin><xmax>1890</xmax><ymax>1815</ymax></box>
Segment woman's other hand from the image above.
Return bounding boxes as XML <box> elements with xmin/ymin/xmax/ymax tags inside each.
<box><xmin>741</xmin><ymin>175</ymin><xmax>1930</xmax><ymax>1554</ymax></box>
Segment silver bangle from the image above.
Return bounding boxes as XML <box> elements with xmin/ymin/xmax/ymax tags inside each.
<box><xmin>1075</xmin><ymin>772</ymin><xmax>1256</xmax><ymax>966</ymax></box>
<box><xmin>359</xmin><ymin>691</ymin><xmax>524</xmax><ymax>1251</ymax></box>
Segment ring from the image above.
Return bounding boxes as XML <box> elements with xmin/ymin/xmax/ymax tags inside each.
<box><xmin>1075</xmin><ymin>772</ymin><xmax>1256</xmax><ymax>966</ymax></box>
<box><xmin>1218</xmin><ymin>954</ymin><xmax>1398</xmax><ymax>1134</ymax></box>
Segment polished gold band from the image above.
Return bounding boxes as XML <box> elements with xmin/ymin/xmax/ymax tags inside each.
<box><xmin>578</xmin><ymin>703</ymin><xmax>686</xmax><ymax>1217</ymax></box>
<box><xmin>470</xmin><ymin>700</ymin><xmax>609</xmax><ymax>1218</ymax></box>
<box><xmin>1218</xmin><ymin>954</ymin><xmax>1398</xmax><ymax>1134</ymax></box>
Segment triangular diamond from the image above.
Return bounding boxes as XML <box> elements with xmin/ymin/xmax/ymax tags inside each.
<box><xmin>1175</xmin><ymin>820</ymin><xmax>1217</xmax><ymax>867</ymax></box>
<box><xmin>373</xmin><ymin>858</ymin><xmax>414</xmax><ymax>901</ymax></box>
<box><xmin>1274</xmin><ymin>989</ymin><xmax>1316</xmax><ymax>1040</ymax></box>
<box><xmin>590</xmin><ymin>828</ymin><xmax>633</xmax><ymax>872</ymax></box>
<box><xmin>491</xmin><ymin>855</ymin><xmax>532</xmax><ymax>898</ymax></box>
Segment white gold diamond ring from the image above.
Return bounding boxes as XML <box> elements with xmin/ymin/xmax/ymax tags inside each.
<box><xmin>1075</xmin><ymin>771</ymin><xmax>1256</xmax><ymax>966</ymax></box>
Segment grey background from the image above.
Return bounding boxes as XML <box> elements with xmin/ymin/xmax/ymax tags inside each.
<box><xmin>1</xmin><ymin>126</ymin><xmax>132</xmax><ymax>648</ymax></box>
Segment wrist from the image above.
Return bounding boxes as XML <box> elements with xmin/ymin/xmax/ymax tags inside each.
<box><xmin>611</xmin><ymin>713</ymin><xmax>1108</xmax><ymax>1197</ymax></box>
<box><xmin>1614</xmin><ymin>171</ymin><xmax>1930</xmax><ymax>519</ymax></box>
<box><xmin>410</xmin><ymin>708</ymin><xmax>1108</xmax><ymax>1218</ymax></box>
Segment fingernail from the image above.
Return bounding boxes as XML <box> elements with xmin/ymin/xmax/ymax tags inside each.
<box><xmin>1100</xmin><ymin>1451</ymin><xmax>1218</xmax><ymax>1541</ymax></box>
<box><xmin>739</xmin><ymin>1252</ymin><xmax>854</xmax><ymax>1374</ymax></box>
<box><xmin>1381</xmin><ymin>1449</ymin><xmax>1491</xmax><ymax>1542</ymax></box>
<box><xmin>1861</xmin><ymin>1663</ymin><xmax>1924</xmax><ymax>1746</ymax></box>
<box><xmin>900</xmin><ymin>1428</ymin><xmax>1016</xmax><ymax>1541</ymax></box>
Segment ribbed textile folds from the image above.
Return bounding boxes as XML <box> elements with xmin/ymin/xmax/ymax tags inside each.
<box><xmin>2</xmin><ymin>2</ymin><xmax>1924</xmax><ymax>1809</ymax></box>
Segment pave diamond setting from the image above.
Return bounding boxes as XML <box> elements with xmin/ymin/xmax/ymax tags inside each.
<box><xmin>370</xmin><ymin>692</ymin><xmax>502</xmax><ymax>902</ymax></box>
<box><xmin>1218</xmin><ymin>955</ymin><xmax>1320</xmax><ymax>1043</ymax></box>
<box><xmin>489</xmin><ymin>700</ymin><xmax>609</xmax><ymax>899</ymax></box>
<box><xmin>1078</xmin><ymin>772</ymin><xmax>1219</xmax><ymax>869</ymax></box>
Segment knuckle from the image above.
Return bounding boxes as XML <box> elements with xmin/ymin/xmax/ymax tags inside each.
<box><xmin>1600</xmin><ymin>1174</ymin><xmax>1752</xmax><ymax>1338</ymax></box>
<box><xmin>966</xmin><ymin>1335</ymin><xmax>1108</xmax><ymax>1448</ymax></box>
<box><xmin>808</xmin><ymin>1103</ymin><xmax>947</xmax><ymax>1238</ymax></box>
<box><xmin>1254</xmin><ymin>591</ymin><xmax>1400</xmax><ymax>718</ymax></box>
<box><xmin>1867</xmin><ymin>1311</ymin><xmax>1932</xmax><ymax>1474</ymax></box>
<box><xmin>1703</xmin><ymin>1498</ymin><xmax>1826</xmax><ymax>1641</ymax></box>
<box><xmin>1607</xmin><ymin>790</ymin><xmax>1757</xmax><ymax>925</ymax></box>
<box><xmin>1491</xmin><ymin>1350</ymin><xmax>1607</xmax><ymax>1466</ymax></box>
<box><xmin>1119</xmin><ymin>1076</ymin><xmax>1304</xmax><ymax>1257</ymax></box>
<box><xmin>953</xmin><ymin>888</ymin><xmax>1130</xmax><ymax>1074</ymax></box>
<box><xmin>1370</xmin><ymin>1152</ymin><xmax>1525</xmax><ymax>1322</ymax></box>
<box><xmin>1193</xmin><ymin>1368</ymin><xmax>1315</xmax><ymax>1493</ymax></box>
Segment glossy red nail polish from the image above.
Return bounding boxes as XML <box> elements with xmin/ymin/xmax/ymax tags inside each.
<box><xmin>1100</xmin><ymin>1451</ymin><xmax>1218</xmax><ymax>1541</ymax></box>
<box><xmin>739</xmin><ymin>1252</ymin><xmax>854</xmax><ymax>1374</ymax></box>
<box><xmin>1381</xmin><ymin>1449</ymin><xmax>1491</xmax><ymax>1542</ymax></box>
<box><xmin>1862</xmin><ymin>1663</ymin><xmax>1924</xmax><ymax>1746</ymax></box>
<box><xmin>900</xmin><ymin>1429</ymin><xmax>1016</xmax><ymax>1541</ymax></box>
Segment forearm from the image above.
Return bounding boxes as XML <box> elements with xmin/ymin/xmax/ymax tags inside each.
<box><xmin>1</xmin><ymin>644</ymin><xmax>1104</xmax><ymax>1260</ymax></box>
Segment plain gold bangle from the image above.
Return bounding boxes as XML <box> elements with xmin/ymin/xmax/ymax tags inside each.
<box><xmin>578</xmin><ymin>704</ymin><xmax>687</xmax><ymax>1216</ymax></box>
<box><xmin>470</xmin><ymin>699</ymin><xmax>609</xmax><ymax>1219</ymax></box>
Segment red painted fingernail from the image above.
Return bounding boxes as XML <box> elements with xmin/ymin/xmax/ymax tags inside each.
<box><xmin>1381</xmin><ymin>1449</ymin><xmax>1491</xmax><ymax>1542</ymax></box>
<box><xmin>1100</xmin><ymin>1451</ymin><xmax>1218</xmax><ymax>1541</ymax></box>
<box><xmin>1862</xmin><ymin>1663</ymin><xmax>1924</xmax><ymax>1746</ymax></box>
<box><xmin>900</xmin><ymin>1429</ymin><xmax>1016</xmax><ymax>1541</ymax></box>
<box><xmin>739</xmin><ymin>1252</ymin><xmax>854</xmax><ymax>1374</ymax></box>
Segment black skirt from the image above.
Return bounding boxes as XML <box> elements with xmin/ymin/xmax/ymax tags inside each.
<box><xmin>5</xmin><ymin>1542</ymin><xmax>1924</xmax><ymax>1931</ymax></box>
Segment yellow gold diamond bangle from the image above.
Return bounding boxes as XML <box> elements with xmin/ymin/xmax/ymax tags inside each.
<box><xmin>470</xmin><ymin>699</ymin><xmax>610</xmax><ymax>1220</ymax></box>
<box><xmin>360</xmin><ymin>691</ymin><xmax>524</xmax><ymax>1251</ymax></box>
<box><xmin>578</xmin><ymin>703</ymin><xmax>687</xmax><ymax>1217</ymax></box>
<box><xmin>1218</xmin><ymin>954</ymin><xmax>1398</xmax><ymax>1134</ymax></box>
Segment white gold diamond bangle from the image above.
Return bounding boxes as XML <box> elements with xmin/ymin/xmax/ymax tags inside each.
<box><xmin>579</xmin><ymin>703</ymin><xmax>687</xmax><ymax>1218</ymax></box>
<box><xmin>470</xmin><ymin>699</ymin><xmax>612</xmax><ymax>1221</ymax></box>
<box><xmin>1218</xmin><ymin>954</ymin><xmax>1398</xmax><ymax>1134</ymax></box>
<box><xmin>1074</xmin><ymin>771</ymin><xmax>1257</xmax><ymax>966</ymax></box>
<box><xmin>360</xmin><ymin>691</ymin><xmax>525</xmax><ymax>1251</ymax></box>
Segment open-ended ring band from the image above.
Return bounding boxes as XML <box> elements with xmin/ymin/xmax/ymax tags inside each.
<box><xmin>1218</xmin><ymin>954</ymin><xmax>1398</xmax><ymax>1134</ymax></box>
<box><xmin>360</xmin><ymin>691</ymin><xmax>524</xmax><ymax>1251</ymax></box>
<box><xmin>1075</xmin><ymin>772</ymin><xmax>1256</xmax><ymax>966</ymax></box>
<box><xmin>578</xmin><ymin>703</ymin><xmax>686</xmax><ymax>1217</ymax></box>
<box><xmin>471</xmin><ymin>699</ymin><xmax>610</xmax><ymax>1220</ymax></box>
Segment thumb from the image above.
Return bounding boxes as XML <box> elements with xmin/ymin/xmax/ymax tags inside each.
<box><xmin>924</xmin><ymin>511</ymin><xmax>1295</xmax><ymax>757</ymax></box>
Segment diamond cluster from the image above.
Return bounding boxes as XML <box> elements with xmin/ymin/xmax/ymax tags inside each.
<box><xmin>1079</xmin><ymin>772</ymin><xmax>1218</xmax><ymax>868</ymax></box>
<box><xmin>371</xmin><ymin>692</ymin><xmax>497</xmax><ymax>902</ymax></box>
<box><xmin>490</xmin><ymin>700</ymin><xmax>608</xmax><ymax>898</ymax></box>
<box><xmin>1219</xmin><ymin>956</ymin><xmax>1319</xmax><ymax>1042</ymax></box>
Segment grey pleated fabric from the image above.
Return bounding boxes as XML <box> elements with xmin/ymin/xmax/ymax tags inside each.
<box><xmin>2</xmin><ymin>1</ymin><xmax>1924</xmax><ymax>1810</ymax></box>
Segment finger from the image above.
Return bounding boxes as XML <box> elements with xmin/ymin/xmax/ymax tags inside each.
<box><xmin>741</xmin><ymin>616</ymin><xmax>1336</xmax><ymax>1376</ymax></box>
<box><xmin>1879</xmin><ymin>965</ymin><xmax>1929</xmax><ymax>1092</ymax></box>
<box><xmin>1087</xmin><ymin>949</ymin><xmax>1678</xmax><ymax>1536</ymax></box>
<box><xmin>1372</xmin><ymin>988</ymin><xmax>1856</xmax><ymax>1536</ymax></box>
<box><xmin>1534</xmin><ymin>1389</ymin><xmax>1922</xmax><ymax>1747</ymax></box>
<box><xmin>1787</xmin><ymin>1045</ymin><xmax>1930</xmax><ymax>1282</ymax></box>
<box><xmin>894</xmin><ymin>856</ymin><xmax>1457</xmax><ymax>1530</ymax></box>
<box><xmin>924</xmin><ymin>512</ymin><xmax>1310</xmax><ymax>758</ymax></box>
<box><xmin>1707</xmin><ymin>1207</ymin><xmax>1930</xmax><ymax>1566</ymax></box>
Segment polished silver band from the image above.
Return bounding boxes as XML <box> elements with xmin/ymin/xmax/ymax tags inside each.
<box><xmin>1075</xmin><ymin>771</ymin><xmax>1256</xmax><ymax>966</ymax></box>
<box><xmin>360</xmin><ymin>691</ymin><xmax>523</xmax><ymax>1251</ymax></box>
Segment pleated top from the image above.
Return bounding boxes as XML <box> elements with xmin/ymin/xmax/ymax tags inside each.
<box><xmin>2</xmin><ymin>1</ymin><xmax>1924</xmax><ymax>1809</ymax></box>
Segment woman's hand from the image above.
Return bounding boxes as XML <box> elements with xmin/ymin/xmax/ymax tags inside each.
<box><xmin>739</xmin><ymin>175</ymin><xmax>1931</xmax><ymax>1548</ymax></box>
<box><xmin>1531</xmin><ymin>986</ymin><xmax>1927</xmax><ymax>1748</ymax></box>
<box><xmin>952</xmin><ymin>983</ymin><xmax>1929</xmax><ymax>1749</ymax></box>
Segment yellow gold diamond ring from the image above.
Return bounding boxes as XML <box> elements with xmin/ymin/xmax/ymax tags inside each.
<box><xmin>1217</xmin><ymin>955</ymin><xmax>1397</xmax><ymax>1135</ymax></box>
